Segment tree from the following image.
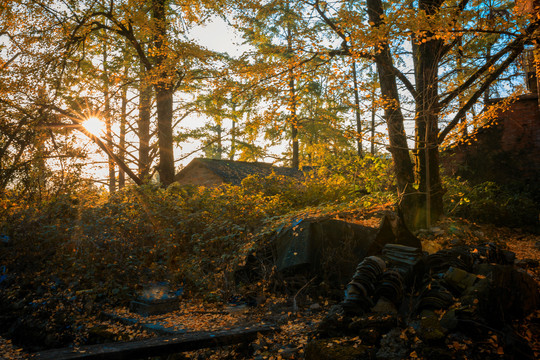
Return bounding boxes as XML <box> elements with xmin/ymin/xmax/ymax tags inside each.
<box><xmin>0</xmin><ymin>1</ymin><xmax>94</xmax><ymax>197</ymax></box>
<box><xmin>235</xmin><ymin>0</ymin><xmax>314</xmax><ymax>167</ymax></box>
<box><xmin>138</xmin><ymin>59</ymin><xmax>153</xmax><ymax>180</ymax></box>
<box><xmin>29</xmin><ymin>0</ymin><xmax>224</xmax><ymax>186</ymax></box>
<box><xmin>295</xmin><ymin>73</ymin><xmax>356</xmax><ymax>165</ymax></box>
<box><xmin>309</xmin><ymin>0</ymin><xmax>538</xmax><ymax>228</ymax></box>
<box><xmin>101</xmin><ymin>30</ymin><xmax>116</xmax><ymax>193</ymax></box>
<box><xmin>232</xmin><ymin>1</ymin><xmax>382</xmax><ymax>167</ymax></box>
<box><xmin>351</xmin><ymin>60</ymin><xmax>363</xmax><ymax>157</ymax></box>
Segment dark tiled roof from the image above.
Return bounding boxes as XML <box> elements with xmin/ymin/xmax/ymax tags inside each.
<box><xmin>177</xmin><ymin>158</ymin><xmax>305</xmax><ymax>186</ymax></box>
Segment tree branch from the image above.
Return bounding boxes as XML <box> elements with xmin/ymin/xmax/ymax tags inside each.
<box><xmin>438</xmin><ymin>0</ymin><xmax>471</xmax><ymax>57</ymax></box>
<box><xmin>0</xmin><ymin>53</ymin><xmax>20</xmax><ymax>71</ymax></box>
<box><xmin>439</xmin><ymin>20</ymin><xmax>540</xmax><ymax>110</ymax></box>
<box><xmin>47</xmin><ymin>105</ymin><xmax>143</xmax><ymax>185</ymax></box>
<box><xmin>311</xmin><ymin>0</ymin><xmax>417</xmax><ymax>98</ymax></box>
<box><xmin>438</xmin><ymin>41</ymin><xmax>525</xmax><ymax>143</ymax></box>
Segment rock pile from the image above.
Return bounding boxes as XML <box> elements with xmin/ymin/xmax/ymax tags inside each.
<box><xmin>310</xmin><ymin>243</ymin><xmax>539</xmax><ymax>360</ymax></box>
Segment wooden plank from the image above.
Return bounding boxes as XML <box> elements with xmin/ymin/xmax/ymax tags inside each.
<box><xmin>34</xmin><ymin>325</ymin><xmax>278</xmax><ymax>360</ymax></box>
<box><xmin>100</xmin><ymin>312</ymin><xmax>186</xmax><ymax>336</ymax></box>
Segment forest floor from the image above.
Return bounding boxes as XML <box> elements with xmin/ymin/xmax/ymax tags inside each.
<box><xmin>0</xmin><ymin>217</ymin><xmax>539</xmax><ymax>360</ymax></box>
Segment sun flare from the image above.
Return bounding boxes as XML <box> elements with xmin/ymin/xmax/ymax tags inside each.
<box><xmin>82</xmin><ymin>117</ymin><xmax>105</xmax><ymax>136</ymax></box>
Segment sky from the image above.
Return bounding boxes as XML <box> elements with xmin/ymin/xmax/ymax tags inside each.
<box><xmin>189</xmin><ymin>17</ymin><xmax>248</xmax><ymax>57</ymax></box>
<box><xmin>175</xmin><ymin>17</ymin><xmax>251</xmax><ymax>162</ymax></box>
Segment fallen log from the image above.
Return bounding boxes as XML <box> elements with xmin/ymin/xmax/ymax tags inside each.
<box><xmin>34</xmin><ymin>324</ymin><xmax>278</xmax><ymax>360</ymax></box>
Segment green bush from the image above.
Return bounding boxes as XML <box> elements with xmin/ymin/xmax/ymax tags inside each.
<box><xmin>445</xmin><ymin>179</ymin><xmax>539</xmax><ymax>228</ymax></box>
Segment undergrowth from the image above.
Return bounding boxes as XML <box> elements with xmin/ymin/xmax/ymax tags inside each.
<box><xmin>2</xmin><ymin>154</ymin><xmax>538</xmax><ymax>308</ymax></box>
<box><xmin>444</xmin><ymin>177</ymin><xmax>539</xmax><ymax>230</ymax></box>
<box><xmin>0</xmin><ymin>155</ymin><xmax>395</xmax><ymax>303</ymax></box>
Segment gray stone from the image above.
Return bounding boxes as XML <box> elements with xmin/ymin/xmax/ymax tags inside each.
<box><xmin>443</xmin><ymin>267</ymin><xmax>478</xmax><ymax>292</ymax></box>
<box><xmin>418</xmin><ymin>310</ymin><xmax>446</xmax><ymax>341</ymax></box>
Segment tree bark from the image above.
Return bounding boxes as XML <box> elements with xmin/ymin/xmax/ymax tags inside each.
<box><xmin>287</xmin><ymin>14</ymin><xmax>299</xmax><ymax>169</ymax></box>
<box><xmin>103</xmin><ymin>36</ymin><xmax>116</xmax><ymax>193</ymax></box>
<box><xmin>138</xmin><ymin>62</ymin><xmax>152</xmax><ymax>180</ymax></box>
<box><xmin>216</xmin><ymin>123</ymin><xmax>223</xmax><ymax>159</ymax></box>
<box><xmin>155</xmin><ymin>86</ymin><xmax>175</xmax><ymax>185</ymax></box>
<box><xmin>352</xmin><ymin>60</ymin><xmax>363</xmax><ymax>158</ymax></box>
<box><xmin>413</xmin><ymin>0</ymin><xmax>445</xmax><ymax>227</ymax></box>
<box><xmin>229</xmin><ymin>102</ymin><xmax>236</xmax><ymax>161</ymax></box>
<box><xmin>371</xmin><ymin>94</ymin><xmax>376</xmax><ymax>155</ymax></box>
<box><xmin>152</xmin><ymin>0</ymin><xmax>175</xmax><ymax>186</ymax></box>
<box><xmin>370</xmin><ymin>67</ymin><xmax>377</xmax><ymax>155</ymax></box>
<box><xmin>456</xmin><ymin>38</ymin><xmax>468</xmax><ymax>137</ymax></box>
<box><xmin>119</xmin><ymin>66</ymin><xmax>128</xmax><ymax>189</ymax></box>
<box><xmin>366</xmin><ymin>0</ymin><xmax>414</xmax><ymax>193</ymax></box>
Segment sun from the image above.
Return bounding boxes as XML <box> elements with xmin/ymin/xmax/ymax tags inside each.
<box><xmin>82</xmin><ymin>117</ymin><xmax>105</xmax><ymax>136</ymax></box>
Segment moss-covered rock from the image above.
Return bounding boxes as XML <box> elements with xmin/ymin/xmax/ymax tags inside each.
<box><xmin>418</xmin><ymin>310</ymin><xmax>446</xmax><ymax>342</ymax></box>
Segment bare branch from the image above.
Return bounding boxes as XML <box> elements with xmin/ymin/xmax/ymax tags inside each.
<box><xmin>439</xmin><ymin>20</ymin><xmax>540</xmax><ymax>110</ymax></box>
<box><xmin>438</xmin><ymin>41</ymin><xmax>526</xmax><ymax>143</ymax></box>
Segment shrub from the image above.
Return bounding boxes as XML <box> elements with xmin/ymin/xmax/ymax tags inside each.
<box><xmin>0</xmin><ymin>156</ymin><xmax>396</xmax><ymax>302</ymax></box>
<box><xmin>445</xmin><ymin>179</ymin><xmax>539</xmax><ymax>228</ymax></box>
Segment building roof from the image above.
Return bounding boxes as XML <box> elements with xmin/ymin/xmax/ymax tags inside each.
<box><xmin>175</xmin><ymin>158</ymin><xmax>305</xmax><ymax>186</ymax></box>
<box><xmin>485</xmin><ymin>92</ymin><xmax>538</xmax><ymax>105</ymax></box>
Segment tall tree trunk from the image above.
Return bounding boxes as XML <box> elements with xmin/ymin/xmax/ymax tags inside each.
<box><xmin>118</xmin><ymin>66</ymin><xmax>128</xmax><ymax>189</ymax></box>
<box><xmin>216</xmin><ymin>123</ymin><xmax>223</xmax><ymax>160</ymax></box>
<box><xmin>536</xmin><ymin>40</ymin><xmax>540</xmax><ymax>108</ymax></box>
<box><xmin>138</xmin><ymin>62</ymin><xmax>152</xmax><ymax>180</ymax></box>
<box><xmin>103</xmin><ymin>37</ymin><xmax>116</xmax><ymax>193</ymax></box>
<box><xmin>366</xmin><ymin>0</ymin><xmax>415</xmax><ymax>193</ymax></box>
<box><xmin>370</xmin><ymin>66</ymin><xmax>377</xmax><ymax>155</ymax></box>
<box><xmin>287</xmin><ymin>18</ymin><xmax>299</xmax><ymax>169</ymax></box>
<box><xmin>414</xmin><ymin>0</ymin><xmax>445</xmax><ymax>227</ymax></box>
<box><xmin>152</xmin><ymin>0</ymin><xmax>175</xmax><ymax>186</ymax></box>
<box><xmin>367</xmin><ymin>0</ymin><xmax>437</xmax><ymax>229</ymax></box>
<box><xmin>457</xmin><ymin>38</ymin><xmax>468</xmax><ymax>136</ymax></box>
<box><xmin>484</xmin><ymin>46</ymin><xmax>492</xmax><ymax>103</ymax></box>
<box><xmin>371</xmin><ymin>94</ymin><xmax>376</xmax><ymax>155</ymax></box>
<box><xmin>229</xmin><ymin>102</ymin><xmax>236</xmax><ymax>160</ymax></box>
<box><xmin>155</xmin><ymin>86</ymin><xmax>175</xmax><ymax>185</ymax></box>
<box><xmin>352</xmin><ymin>60</ymin><xmax>363</xmax><ymax>157</ymax></box>
<box><xmin>456</xmin><ymin>38</ymin><xmax>469</xmax><ymax>137</ymax></box>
